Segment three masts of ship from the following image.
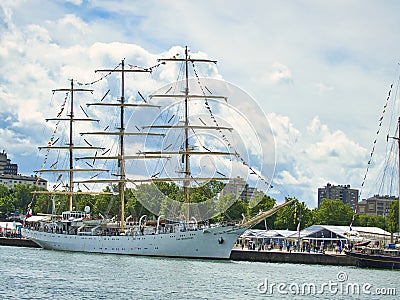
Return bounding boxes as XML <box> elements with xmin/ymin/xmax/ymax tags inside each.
<box><xmin>23</xmin><ymin>47</ymin><xmax>293</xmax><ymax>258</ymax></box>
<box><xmin>22</xmin><ymin>47</ymin><xmax>253</xmax><ymax>258</ymax></box>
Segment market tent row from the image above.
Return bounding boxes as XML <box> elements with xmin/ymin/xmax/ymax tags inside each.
<box><xmin>238</xmin><ymin>225</ymin><xmax>391</xmax><ymax>248</ymax></box>
<box><xmin>285</xmin><ymin>225</ymin><xmax>391</xmax><ymax>247</ymax></box>
<box><xmin>283</xmin><ymin>225</ymin><xmax>354</xmax><ymax>248</ymax></box>
<box><xmin>349</xmin><ymin>226</ymin><xmax>392</xmax><ymax>240</ymax></box>
<box><xmin>238</xmin><ymin>229</ymin><xmax>297</xmax><ymax>247</ymax></box>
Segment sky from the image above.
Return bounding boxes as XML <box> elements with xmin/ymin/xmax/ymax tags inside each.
<box><xmin>1</xmin><ymin>0</ymin><xmax>400</xmax><ymax>208</ymax></box>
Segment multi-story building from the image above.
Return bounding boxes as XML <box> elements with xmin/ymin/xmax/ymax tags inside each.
<box><xmin>357</xmin><ymin>195</ymin><xmax>397</xmax><ymax>216</ymax></box>
<box><xmin>220</xmin><ymin>176</ymin><xmax>257</xmax><ymax>200</ymax></box>
<box><xmin>317</xmin><ymin>183</ymin><xmax>359</xmax><ymax>211</ymax></box>
<box><xmin>0</xmin><ymin>150</ymin><xmax>47</xmax><ymax>190</ymax></box>
<box><xmin>0</xmin><ymin>174</ymin><xmax>47</xmax><ymax>190</ymax></box>
<box><xmin>0</xmin><ymin>150</ymin><xmax>18</xmax><ymax>175</ymax></box>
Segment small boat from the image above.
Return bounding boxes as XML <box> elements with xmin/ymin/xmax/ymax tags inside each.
<box><xmin>354</xmin><ymin>240</ymin><xmax>370</xmax><ymax>248</ymax></box>
<box><xmin>346</xmin><ymin>248</ymin><xmax>400</xmax><ymax>270</ymax></box>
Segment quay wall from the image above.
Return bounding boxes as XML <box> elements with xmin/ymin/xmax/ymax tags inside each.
<box><xmin>0</xmin><ymin>237</ymin><xmax>40</xmax><ymax>248</ymax></box>
<box><xmin>230</xmin><ymin>249</ymin><xmax>357</xmax><ymax>266</ymax></box>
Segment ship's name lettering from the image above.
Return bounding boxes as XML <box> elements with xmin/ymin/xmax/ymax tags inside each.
<box><xmin>176</xmin><ymin>237</ymin><xmax>194</xmax><ymax>240</ymax></box>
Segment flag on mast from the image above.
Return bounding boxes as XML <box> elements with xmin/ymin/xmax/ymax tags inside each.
<box><xmin>109</xmin><ymin>183</ymin><xmax>118</xmax><ymax>196</ymax></box>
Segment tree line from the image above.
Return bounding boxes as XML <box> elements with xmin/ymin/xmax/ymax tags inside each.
<box><xmin>0</xmin><ymin>182</ymin><xmax>398</xmax><ymax>233</ymax></box>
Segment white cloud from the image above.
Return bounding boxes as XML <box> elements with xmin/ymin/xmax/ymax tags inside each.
<box><xmin>314</xmin><ymin>82</ymin><xmax>334</xmax><ymax>95</ymax></box>
<box><xmin>267</xmin><ymin>114</ymin><xmax>369</xmax><ymax>207</ymax></box>
<box><xmin>264</xmin><ymin>63</ymin><xmax>294</xmax><ymax>85</ymax></box>
<box><xmin>1</xmin><ymin>0</ymin><xmax>399</xmax><ymax>209</ymax></box>
<box><xmin>305</xmin><ymin>116</ymin><xmax>366</xmax><ymax>165</ymax></box>
<box><xmin>65</xmin><ymin>0</ymin><xmax>83</xmax><ymax>5</ymax></box>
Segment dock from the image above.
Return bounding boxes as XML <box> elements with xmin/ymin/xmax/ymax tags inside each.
<box><xmin>0</xmin><ymin>237</ymin><xmax>40</xmax><ymax>248</ymax></box>
<box><xmin>230</xmin><ymin>248</ymin><xmax>357</xmax><ymax>266</ymax></box>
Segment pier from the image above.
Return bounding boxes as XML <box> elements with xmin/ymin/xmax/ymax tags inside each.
<box><xmin>0</xmin><ymin>237</ymin><xmax>40</xmax><ymax>248</ymax></box>
<box><xmin>230</xmin><ymin>248</ymin><xmax>357</xmax><ymax>266</ymax></box>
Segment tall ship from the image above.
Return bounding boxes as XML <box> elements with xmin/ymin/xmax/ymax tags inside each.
<box><xmin>22</xmin><ymin>47</ymin><xmax>293</xmax><ymax>259</ymax></box>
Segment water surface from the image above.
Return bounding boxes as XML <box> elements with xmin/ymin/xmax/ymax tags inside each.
<box><xmin>1</xmin><ymin>246</ymin><xmax>398</xmax><ymax>299</ymax></box>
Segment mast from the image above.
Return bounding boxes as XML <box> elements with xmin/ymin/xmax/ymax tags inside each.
<box><xmin>85</xmin><ymin>60</ymin><xmax>154</xmax><ymax>232</ymax></box>
<box><xmin>120</xmin><ymin>59</ymin><xmax>126</xmax><ymax>232</ymax></box>
<box><xmin>398</xmin><ymin>117</ymin><xmax>400</xmax><ymax>234</ymax></box>
<box><xmin>146</xmin><ymin>46</ymin><xmax>239</xmax><ymax>222</ymax></box>
<box><xmin>69</xmin><ymin>79</ymin><xmax>74</xmax><ymax>210</ymax></box>
<box><xmin>34</xmin><ymin>79</ymin><xmax>107</xmax><ymax>211</ymax></box>
<box><xmin>184</xmin><ymin>46</ymin><xmax>190</xmax><ymax>222</ymax></box>
<box><xmin>389</xmin><ymin>116</ymin><xmax>400</xmax><ymax>236</ymax></box>
<box><xmin>53</xmin><ymin>79</ymin><xmax>97</xmax><ymax>211</ymax></box>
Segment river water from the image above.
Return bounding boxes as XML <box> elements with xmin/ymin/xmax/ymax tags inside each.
<box><xmin>0</xmin><ymin>246</ymin><xmax>398</xmax><ymax>299</ymax></box>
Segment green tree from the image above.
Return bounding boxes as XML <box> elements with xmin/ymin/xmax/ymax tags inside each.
<box><xmin>312</xmin><ymin>199</ymin><xmax>353</xmax><ymax>225</ymax></box>
<box><xmin>32</xmin><ymin>194</ymin><xmax>54</xmax><ymax>214</ymax></box>
<box><xmin>274</xmin><ymin>198</ymin><xmax>312</xmax><ymax>230</ymax></box>
<box><xmin>224</xmin><ymin>199</ymin><xmax>248</xmax><ymax>221</ymax></box>
<box><xmin>0</xmin><ymin>184</ymin><xmax>10</xmax><ymax>198</ymax></box>
<box><xmin>190</xmin><ymin>181</ymin><xmax>224</xmax><ymax>203</ymax></box>
<box><xmin>154</xmin><ymin>182</ymin><xmax>182</xmax><ymax>201</ymax></box>
<box><xmin>387</xmin><ymin>200</ymin><xmax>399</xmax><ymax>233</ymax></box>
<box><xmin>74</xmin><ymin>193</ymin><xmax>95</xmax><ymax>212</ymax></box>
<box><xmin>133</xmin><ymin>183</ymin><xmax>170</xmax><ymax>219</ymax></box>
<box><xmin>248</xmin><ymin>193</ymin><xmax>275</xmax><ymax>215</ymax></box>
<box><xmin>93</xmin><ymin>192</ymin><xmax>119</xmax><ymax>218</ymax></box>
<box><xmin>248</xmin><ymin>193</ymin><xmax>276</xmax><ymax>229</ymax></box>
<box><xmin>0</xmin><ymin>195</ymin><xmax>15</xmax><ymax>217</ymax></box>
<box><xmin>125</xmin><ymin>188</ymin><xmax>152</xmax><ymax>221</ymax></box>
<box><xmin>212</xmin><ymin>194</ymin><xmax>247</xmax><ymax>222</ymax></box>
<box><xmin>353</xmin><ymin>214</ymin><xmax>387</xmax><ymax>230</ymax></box>
<box><xmin>12</xmin><ymin>184</ymin><xmax>35</xmax><ymax>213</ymax></box>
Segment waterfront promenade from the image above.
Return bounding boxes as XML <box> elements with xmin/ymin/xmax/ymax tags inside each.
<box><xmin>230</xmin><ymin>246</ymin><xmax>357</xmax><ymax>266</ymax></box>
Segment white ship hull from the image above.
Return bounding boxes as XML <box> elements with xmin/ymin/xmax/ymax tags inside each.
<box><xmin>22</xmin><ymin>225</ymin><xmax>248</xmax><ymax>259</ymax></box>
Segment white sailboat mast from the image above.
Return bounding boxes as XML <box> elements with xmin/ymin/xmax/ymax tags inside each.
<box><xmin>398</xmin><ymin>117</ymin><xmax>400</xmax><ymax>234</ymax></box>
<box><xmin>151</xmin><ymin>47</ymin><xmax>234</xmax><ymax>222</ymax></box>
<box><xmin>94</xmin><ymin>60</ymin><xmax>151</xmax><ymax>232</ymax></box>
<box><xmin>120</xmin><ymin>60</ymin><xmax>126</xmax><ymax>232</ymax></box>
<box><xmin>68</xmin><ymin>79</ymin><xmax>74</xmax><ymax>211</ymax></box>
<box><xmin>183</xmin><ymin>46</ymin><xmax>190</xmax><ymax>222</ymax></box>
<box><xmin>388</xmin><ymin>116</ymin><xmax>400</xmax><ymax>235</ymax></box>
<box><xmin>51</xmin><ymin>79</ymin><xmax>95</xmax><ymax>211</ymax></box>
